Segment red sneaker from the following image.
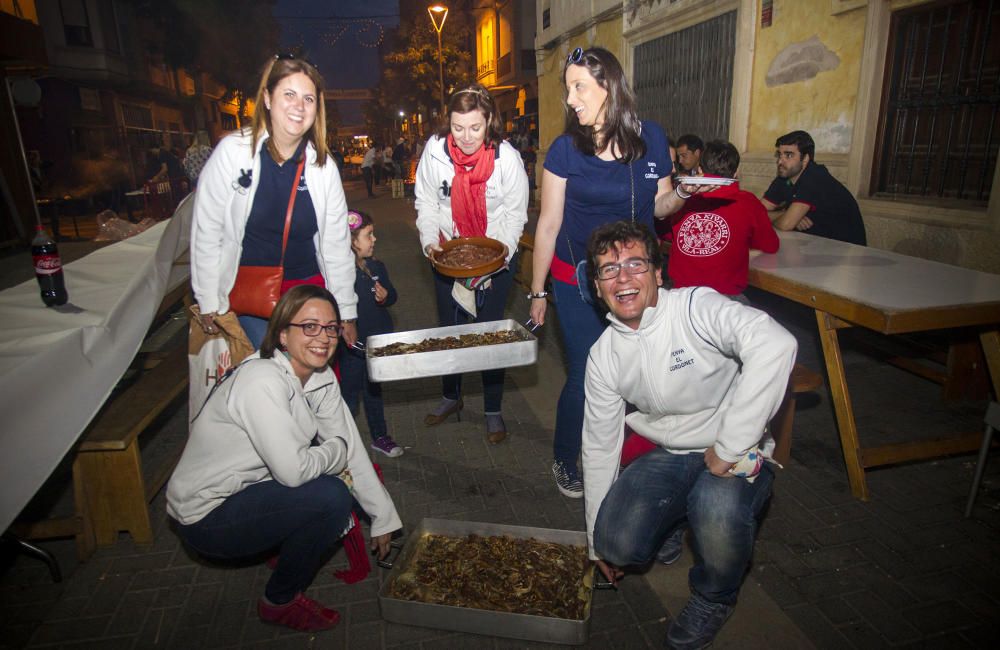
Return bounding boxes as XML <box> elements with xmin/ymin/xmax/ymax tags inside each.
<box><xmin>257</xmin><ymin>593</ymin><xmax>341</xmax><ymax>632</ymax></box>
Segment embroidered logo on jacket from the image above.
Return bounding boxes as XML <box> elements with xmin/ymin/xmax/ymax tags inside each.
<box><xmin>669</xmin><ymin>347</ymin><xmax>695</xmax><ymax>371</ymax></box>
<box><xmin>677</xmin><ymin>212</ymin><xmax>730</xmax><ymax>257</ymax></box>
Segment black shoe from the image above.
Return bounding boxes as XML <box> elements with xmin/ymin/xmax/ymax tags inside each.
<box><xmin>657</xmin><ymin>526</ymin><xmax>686</xmax><ymax>565</ymax></box>
<box><xmin>551</xmin><ymin>460</ymin><xmax>583</xmax><ymax>498</ymax></box>
<box><xmin>666</xmin><ymin>593</ymin><xmax>734</xmax><ymax>649</ymax></box>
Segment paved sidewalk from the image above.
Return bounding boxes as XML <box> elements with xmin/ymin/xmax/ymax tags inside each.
<box><xmin>1</xmin><ymin>179</ymin><xmax>998</xmax><ymax>648</ymax></box>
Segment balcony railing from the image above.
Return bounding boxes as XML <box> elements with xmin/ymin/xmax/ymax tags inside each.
<box><xmin>477</xmin><ymin>60</ymin><xmax>495</xmax><ymax>80</ymax></box>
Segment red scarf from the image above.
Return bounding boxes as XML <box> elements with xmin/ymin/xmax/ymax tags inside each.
<box><xmin>446</xmin><ymin>135</ymin><xmax>495</xmax><ymax>238</ymax></box>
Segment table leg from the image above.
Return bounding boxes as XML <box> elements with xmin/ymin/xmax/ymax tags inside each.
<box><xmin>980</xmin><ymin>329</ymin><xmax>1000</xmax><ymax>401</ymax></box>
<box><xmin>815</xmin><ymin>310</ymin><xmax>869</xmax><ymax>500</ymax></box>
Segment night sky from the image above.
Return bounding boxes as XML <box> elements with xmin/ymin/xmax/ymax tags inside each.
<box><xmin>274</xmin><ymin>0</ymin><xmax>400</xmax><ymax>125</ymax></box>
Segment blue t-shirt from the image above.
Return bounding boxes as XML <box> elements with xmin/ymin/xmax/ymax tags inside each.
<box><xmin>240</xmin><ymin>143</ymin><xmax>322</xmax><ymax>280</ymax></box>
<box><xmin>544</xmin><ymin>120</ymin><xmax>671</xmax><ymax>265</ymax></box>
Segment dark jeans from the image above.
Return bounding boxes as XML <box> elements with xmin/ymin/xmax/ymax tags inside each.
<box><xmin>594</xmin><ymin>449</ymin><xmax>774</xmax><ymax>605</ymax></box>
<box><xmin>362</xmin><ymin>167</ymin><xmax>374</xmax><ymax>195</ymax></box>
<box><xmin>550</xmin><ymin>277</ymin><xmax>607</xmax><ymax>463</ymax></box>
<box><xmin>173</xmin><ymin>475</ymin><xmax>353</xmax><ymax>603</ymax></box>
<box><xmin>338</xmin><ymin>345</ymin><xmax>387</xmax><ymax>439</ymax></box>
<box><xmin>432</xmin><ymin>254</ymin><xmax>518</xmax><ymax>413</ymax></box>
<box><xmin>238</xmin><ymin>314</ymin><xmax>268</xmax><ymax>350</ymax></box>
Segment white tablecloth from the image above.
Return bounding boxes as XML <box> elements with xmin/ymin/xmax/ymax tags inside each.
<box><xmin>0</xmin><ymin>197</ymin><xmax>192</xmax><ymax>532</ymax></box>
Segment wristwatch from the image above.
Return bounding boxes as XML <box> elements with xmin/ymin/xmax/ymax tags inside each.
<box><xmin>526</xmin><ymin>291</ymin><xmax>549</xmax><ymax>300</ymax></box>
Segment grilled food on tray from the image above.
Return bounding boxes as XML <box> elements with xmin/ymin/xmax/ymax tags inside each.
<box><xmin>387</xmin><ymin>533</ymin><xmax>590</xmax><ymax>620</ymax></box>
<box><xmin>370</xmin><ymin>330</ymin><xmax>529</xmax><ymax>357</ymax></box>
<box><xmin>435</xmin><ymin>243</ymin><xmax>504</xmax><ymax>269</ymax></box>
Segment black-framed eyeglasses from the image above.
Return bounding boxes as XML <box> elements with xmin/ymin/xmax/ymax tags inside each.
<box><xmin>596</xmin><ymin>258</ymin><xmax>651</xmax><ymax>281</ymax></box>
<box><xmin>288</xmin><ymin>322</ymin><xmax>342</xmax><ymax>337</ymax></box>
<box><xmin>566</xmin><ymin>47</ymin><xmax>584</xmax><ymax>65</ymax></box>
<box><xmin>274</xmin><ymin>53</ymin><xmax>318</xmax><ymax>69</ymax></box>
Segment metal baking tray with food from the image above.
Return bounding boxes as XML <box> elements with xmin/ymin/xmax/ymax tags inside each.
<box><xmin>365</xmin><ymin>318</ymin><xmax>537</xmax><ymax>382</ymax></box>
<box><xmin>378</xmin><ymin>518</ymin><xmax>593</xmax><ymax>645</ymax></box>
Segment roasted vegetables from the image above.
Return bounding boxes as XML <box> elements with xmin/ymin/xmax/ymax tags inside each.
<box><xmin>387</xmin><ymin>533</ymin><xmax>591</xmax><ymax>620</ymax></box>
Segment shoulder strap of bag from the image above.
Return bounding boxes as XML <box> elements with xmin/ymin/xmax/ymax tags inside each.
<box><xmin>279</xmin><ymin>156</ymin><xmax>307</xmax><ymax>266</ymax></box>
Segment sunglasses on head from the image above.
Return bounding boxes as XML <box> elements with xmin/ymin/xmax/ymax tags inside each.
<box><xmin>566</xmin><ymin>47</ymin><xmax>584</xmax><ymax>65</ymax></box>
<box><xmin>274</xmin><ymin>53</ymin><xmax>318</xmax><ymax>69</ymax></box>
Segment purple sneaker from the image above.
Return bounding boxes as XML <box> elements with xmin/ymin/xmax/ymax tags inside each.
<box><xmin>371</xmin><ymin>435</ymin><xmax>403</xmax><ymax>458</ymax></box>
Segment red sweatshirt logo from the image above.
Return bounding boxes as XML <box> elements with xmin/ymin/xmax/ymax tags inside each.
<box><xmin>677</xmin><ymin>212</ymin><xmax>730</xmax><ymax>256</ymax></box>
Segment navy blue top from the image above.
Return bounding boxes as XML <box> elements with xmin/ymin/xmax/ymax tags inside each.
<box><xmin>763</xmin><ymin>163</ymin><xmax>867</xmax><ymax>246</ymax></box>
<box><xmin>354</xmin><ymin>258</ymin><xmax>396</xmax><ymax>342</ymax></box>
<box><xmin>239</xmin><ymin>143</ymin><xmax>322</xmax><ymax>279</ymax></box>
<box><xmin>544</xmin><ymin>120</ymin><xmax>672</xmax><ymax>264</ymax></box>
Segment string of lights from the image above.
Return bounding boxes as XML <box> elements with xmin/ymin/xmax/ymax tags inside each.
<box><xmin>287</xmin><ymin>18</ymin><xmax>385</xmax><ymax>50</ymax></box>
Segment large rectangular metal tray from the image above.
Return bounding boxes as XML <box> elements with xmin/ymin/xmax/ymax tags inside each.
<box><xmin>366</xmin><ymin>318</ymin><xmax>537</xmax><ymax>382</ymax></box>
<box><xmin>378</xmin><ymin>518</ymin><xmax>592</xmax><ymax>645</ymax></box>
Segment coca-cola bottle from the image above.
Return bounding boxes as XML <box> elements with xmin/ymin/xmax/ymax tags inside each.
<box><xmin>31</xmin><ymin>225</ymin><xmax>68</xmax><ymax>306</ymax></box>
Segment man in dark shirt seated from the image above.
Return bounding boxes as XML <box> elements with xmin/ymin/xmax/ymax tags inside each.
<box><xmin>761</xmin><ymin>130</ymin><xmax>867</xmax><ymax>246</ymax></box>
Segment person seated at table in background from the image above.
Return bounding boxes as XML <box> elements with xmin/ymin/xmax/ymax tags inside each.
<box><xmin>147</xmin><ymin>143</ymin><xmax>183</xmax><ymax>184</ymax></box>
<box><xmin>675</xmin><ymin>134</ymin><xmax>704</xmax><ymax>175</ymax></box>
<box><xmin>581</xmin><ymin>221</ymin><xmax>796</xmax><ymax>650</ymax></box>
<box><xmin>414</xmin><ymin>82</ymin><xmax>528</xmax><ymax>444</ymax></box>
<box><xmin>665</xmin><ymin>140</ymin><xmax>779</xmax><ymax>303</ymax></box>
<box><xmin>190</xmin><ymin>54</ymin><xmax>358</xmax><ymax>349</ymax></box>
<box><xmin>761</xmin><ymin>130</ymin><xmax>867</xmax><ymax>246</ymax></box>
<box><xmin>167</xmin><ymin>285</ymin><xmax>401</xmax><ymax>633</ymax></box>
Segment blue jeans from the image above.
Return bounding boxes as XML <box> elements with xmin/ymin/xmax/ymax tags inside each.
<box><xmin>551</xmin><ymin>278</ymin><xmax>608</xmax><ymax>463</ymax></box>
<box><xmin>432</xmin><ymin>254</ymin><xmax>518</xmax><ymax>413</ymax></box>
<box><xmin>238</xmin><ymin>314</ymin><xmax>268</xmax><ymax>350</ymax></box>
<box><xmin>173</xmin><ymin>475</ymin><xmax>353</xmax><ymax>603</ymax></box>
<box><xmin>593</xmin><ymin>449</ymin><xmax>774</xmax><ymax>605</ymax></box>
<box><xmin>338</xmin><ymin>345</ymin><xmax>387</xmax><ymax>439</ymax></box>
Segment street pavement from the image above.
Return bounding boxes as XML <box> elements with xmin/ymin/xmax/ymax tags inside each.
<box><xmin>1</xmin><ymin>176</ymin><xmax>998</xmax><ymax>649</ymax></box>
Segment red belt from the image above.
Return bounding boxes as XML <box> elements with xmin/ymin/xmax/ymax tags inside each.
<box><xmin>550</xmin><ymin>255</ymin><xmax>577</xmax><ymax>285</ymax></box>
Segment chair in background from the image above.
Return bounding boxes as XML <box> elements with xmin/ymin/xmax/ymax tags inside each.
<box><xmin>964</xmin><ymin>401</ymin><xmax>1000</xmax><ymax>517</ymax></box>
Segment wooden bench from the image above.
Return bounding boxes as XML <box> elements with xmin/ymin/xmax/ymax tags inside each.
<box><xmin>12</xmin><ymin>286</ymin><xmax>190</xmax><ymax>560</ymax></box>
<box><xmin>75</xmin><ymin>342</ymin><xmax>188</xmax><ymax>549</ymax></box>
<box><xmin>770</xmin><ymin>364</ymin><xmax>824</xmax><ymax>465</ymax></box>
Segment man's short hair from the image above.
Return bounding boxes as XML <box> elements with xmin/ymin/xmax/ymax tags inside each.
<box><xmin>586</xmin><ymin>221</ymin><xmax>663</xmax><ymax>283</ymax></box>
<box><xmin>775</xmin><ymin>130</ymin><xmax>815</xmax><ymax>161</ymax></box>
<box><xmin>675</xmin><ymin>134</ymin><xmax>704</xmax><ymax>152</ymax></box>
<box><xmin>700</xmin><ymin>140</ymin><xmax>740</xmax><ymax>178</ymax></box>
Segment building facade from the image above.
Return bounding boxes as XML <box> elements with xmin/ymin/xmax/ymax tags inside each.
<box><xmin>535</xmin><ymin>0</ymin><xmax>1000</xmax><ymax>273</ymax></box>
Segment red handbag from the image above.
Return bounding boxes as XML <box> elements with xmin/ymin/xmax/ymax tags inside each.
<box><xmin>228</xmin><ymin>156</ymin><xmax>306</xmax><ymax>319</ymax></box>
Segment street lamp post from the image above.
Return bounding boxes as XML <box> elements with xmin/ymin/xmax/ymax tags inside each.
<box><xmin>428</xmin><ymin>4</ymin><xmax>449</xmax><ymax>115</ymax></box>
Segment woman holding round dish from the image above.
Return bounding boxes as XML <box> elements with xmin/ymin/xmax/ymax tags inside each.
<box><xmin>414</xmin><ymin>83</ymin><xmax>529</xmax><ymax>445</ymax></box>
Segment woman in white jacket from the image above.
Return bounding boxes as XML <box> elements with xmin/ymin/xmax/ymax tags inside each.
<box><xmin>414</xmin><ymin>83</ymin><xmax>529</xmax><ymax>444</ymax></box>
<box><xmin>191</xmin><ymin>54</ymin><xmax>358</xmax><ymax>349</ymax></box>
<box><xmin>167</xmin><ymin>285</ymin><xmax>401</xmax><ymax>633</ymax></box>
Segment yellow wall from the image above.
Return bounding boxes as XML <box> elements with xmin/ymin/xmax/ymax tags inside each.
<box><xmin>748</xmin><ymin>0</ymin><xmax>866</xmax><ymax>154</ymax></box>
<box><xmin>537</xmin><ymin>17</ymin><xmax>622</xmax><ymax>153</ymax></box>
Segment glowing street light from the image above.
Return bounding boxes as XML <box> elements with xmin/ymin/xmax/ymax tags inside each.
<box><xmin>428</xmin><ymin>4</ymin><xmax>449</xmax><ymax>115</ymax></box>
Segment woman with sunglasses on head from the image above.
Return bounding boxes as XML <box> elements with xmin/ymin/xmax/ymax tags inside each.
<box><xmin>414</xmin><ymin>83</ymin><xmax>529</xmax><ymax>444</ymax></box>
<box><xmin>191</xmin><ymin>54</ymin><xmax>358</xmax><ymax>349</ymax></box>
<box><xmin>529</xmin><ymin>47</ymin><xmax>696</xmax><ymax>499</ymax></box>
<box><xmin>167</xmin><ymin>285</ymin><xmax>401</xmax><ymax>633</ymax></box>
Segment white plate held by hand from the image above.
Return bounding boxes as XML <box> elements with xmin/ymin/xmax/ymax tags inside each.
<box><xmin>676</xmin><ymin>176</ymin><xmax>737</xmax><ymax>186</ymax></box>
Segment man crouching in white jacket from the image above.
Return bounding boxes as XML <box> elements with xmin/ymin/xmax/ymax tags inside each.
<box><xmin>581</xmin><ymin>221</ymin><xmax>797</xmax><ymax>650</ymax></box>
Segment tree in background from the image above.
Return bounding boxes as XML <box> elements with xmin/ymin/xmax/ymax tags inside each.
<box><xmin>135</xmin><ymin>0</ymin><xmax>280</xmax><ymax>127</ymax></box>
<box><xmin>365</xmin><ymin>1</ymin><xmax>474</xmax><ymax>142</ymax></box>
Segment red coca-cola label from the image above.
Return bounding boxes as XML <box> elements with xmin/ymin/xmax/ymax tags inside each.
<box><xmin>33</xmin><ymin>253</ymin><xmax>62</xmax><ymax>275</ymax></box>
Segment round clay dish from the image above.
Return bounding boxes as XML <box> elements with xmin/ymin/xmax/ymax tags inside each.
<box><xmin>431</xmin><ymin>237</ymin><xmax>506</xmax><ymax>278</ymax></box>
